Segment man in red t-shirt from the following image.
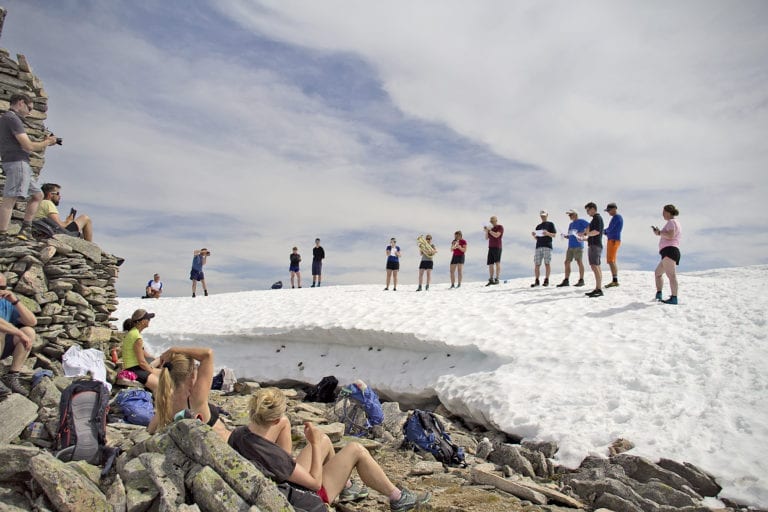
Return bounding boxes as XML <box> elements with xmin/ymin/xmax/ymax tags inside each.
<box><xmin>484</xmin><ymin>216</ymin><xmax>503</xmax><ymax>286</ymax></box>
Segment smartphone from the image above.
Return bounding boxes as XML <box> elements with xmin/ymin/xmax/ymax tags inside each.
<box><xmin>70</xmin><ymin>207</ymin><xmax>77</xmax><ymax>217</ymax></box>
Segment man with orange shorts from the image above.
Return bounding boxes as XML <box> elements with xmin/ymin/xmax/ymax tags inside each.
<box><xmin>604</xmin><ymin>203</ymin><xmax>623</xmax><ymax>288</ymax></box>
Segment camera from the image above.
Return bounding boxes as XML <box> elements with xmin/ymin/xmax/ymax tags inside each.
<box><xmin>55</xmin><ymin>137</ymin><xmax>63</xmax><ymax>145</ymax></box>
<box><xmin>44</xmin><ymin>127</ymin><xmax>63</xmax><ymax>145</ymax></box>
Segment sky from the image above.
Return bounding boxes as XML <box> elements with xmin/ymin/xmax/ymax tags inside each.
<box><xmin>114</xmin><ymin>265</ymin><xmax>768</xmax><ymax>507</ymax></box>
<box><xmin>2</xmin><ymin>1</ymin><xmax>767</xmax><ymax>297</ymax></box>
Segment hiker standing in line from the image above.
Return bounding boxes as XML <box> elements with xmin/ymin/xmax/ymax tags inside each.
<box><xmin>289</xmin><ymin>246</ymin><xmax>302</xmax><ymax>288</ymax></box>
<box><xmin>311</xmin><ymin>238</ymin><xmax>325</xmax><ymax>287</ymax></box>
<box><xmin>190</xmin><ymin>248</ymin><xmax>210</xmax><ymax>297</ymax></box>
<box><xmin>604</xmin><ymin>202</ymin><xmax>623</xmax><ymax>288</ymax></box>
<box><xmin>384</xmin><ymin>237</ymin><xmax>401</xmax><ymax>291</ymax></box>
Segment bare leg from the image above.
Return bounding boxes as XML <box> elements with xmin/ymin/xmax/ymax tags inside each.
<box><xmin>591</xmin><ymin>264</ymin><xmax>602</xmax><ymax>289</ymax></box>
<box><xmin>450</xmin><ymin>264</ymin><xmax>456</xmax><ymax>285</ymax></box>
<box><xmin>385</xmin><ymin>269</ymin><xmax>392</xmax><ymax>288</ymax></box>
<box><xmin>23</xmin><ymin>192</ymin><xmax>42</xmax><ymax>223</ymax></box>
<box><xmin>494</xmin><ymin>261</ymin><xmax>501</xmax><ymax>280</ymax></box>
<box><xmin>418</xmin><ymin>268</ymin><xmax>424</xmax><ymax>286</ymax></box>
<box><xmin>654</xmin><ymin>261</ymin><xmax>665</xmax><ymax>293</ymax></box>
<box><xmin>564</xmin><ymin>260</ymin><xmax>571</xmax><ymax>280</ymax></box>
<box><xmin>663</xmin><ymin>257</ymin><xmax>678</xmax><ymax>295</ymax></box>
<box><xmin>426</xmin><ymin>269</ymin><xmax>431</xmax><ymax>286</ymax></box>
<box><xmin>392</xmin><ymin>270</ymin><xmax>398</xmax><ymax>288</ymax></box>
<box><xmin>577</xmin><ymin>259</ymin><xmax>585</xmax><ymax>280</ymax></box>
<box><xmin>534</xmin><ymin>264</ymin><xmax>540</xmax><ymax>280</ymax></box>
<box><xmin>9</xmin><ymin>328</ymin><xmax>34</xmax><ymax>372</ymax></box>
<box><xmin>261</xmin><ymin>416</ymin><xmax>293</xmax><ymax>453</ymax></box>
<box><xmin>297</xmin><ymin>271</ymin><xmax>301</xmax><ymax>288</ymax></box>
<box><xmin>457</xmin><ymin>264</ymin><xmax>463</xmax><ymax>285</ymax></box>
<box><xmin>74</xmin><ymin>214</ymin><xmax>94</xmax><ymax>241</ymax></box>
<box><xmin>544</xmin><ymin>263</ymin><xmax>551</xmax><ymax>280</ymax></box>
<box><xmin>0</xmin><ymin>197</ymin><xmax>17</xmax><ymax>231</ymax></box>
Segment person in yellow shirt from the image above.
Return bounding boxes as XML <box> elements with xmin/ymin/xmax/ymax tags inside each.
<box><xmin>35</xmin><ymin>183</ymin><xmax>94</xmax><ymax>241</ymax></box>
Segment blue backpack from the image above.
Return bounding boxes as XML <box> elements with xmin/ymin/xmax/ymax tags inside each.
<box><xmin>114</xmin><ymin>389</ymin><xmax>155</xmax><ymax>426</ymax></box>
<box><xmin>403</xmin><ymin>409</ymin><xmax>466</xmax><ymax>466</ymax></box>
<box><xmin>337</xmin><ymin>382</ymin><xmax>384</xmax><ymax>437</ymax></box>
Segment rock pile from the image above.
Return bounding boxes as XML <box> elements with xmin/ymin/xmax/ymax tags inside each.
<box><xmin>0</xmin><ymin>378</ymin><xmax>734</xmax><ymax>512</ymax></box>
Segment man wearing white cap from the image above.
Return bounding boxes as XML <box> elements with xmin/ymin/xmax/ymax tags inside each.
<box><xmin>531</xmin><ymin>210</ymin><xmax>556</xmax><ymax>287</ymax></box>
<box><xmin>557</xmin><ymin>209</ymin><xmax>590</xmax><ymax>287</ymax></box>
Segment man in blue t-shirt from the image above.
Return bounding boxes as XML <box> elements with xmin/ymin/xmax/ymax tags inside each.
<box><xmin>604</xmin><ymin>202</ymin><xmax>624</xmax><ymax>288</ymax></box>
<box><xmin>0</xmin><ymin>273</ymin><xmax>36</xmax><ymax>398</ymax></box>
<box><xmin>556</xmin><ymin>209</ymin><xmax>590</xmax><ymax>287</ymax></box>
<box><xmin>190</xmin><ymin>248</ymin><xmax>210</xmax><ymax>298</ymax></box>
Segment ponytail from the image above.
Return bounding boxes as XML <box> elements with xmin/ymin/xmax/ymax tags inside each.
<box><xmin>152</xmin><ymin>354</ymin><xmax>195</xmax><ymax>431</ymax></box>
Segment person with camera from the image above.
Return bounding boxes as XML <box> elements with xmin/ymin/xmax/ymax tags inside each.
<box><xmin>0</xmin><ymin>93</ymin><xmax>58</xmax><ymax>240</ymax></box>
<box><xmin>484</xmin><ymin>216</ymin><xmax>504</xmax><ymax>286</ymax></box>
<box><xmin>190</xmin><ymin>248</ymin><xmax>210</xmax><ymax>297</ymax></box>
<box><xmin>449</xmin><ymin>230</ymin><xmax>467</xmax><ymax>289</ymax></box>
<box><xmin>33</xmin><ymin>183</ymin><xmax>94</xmax><ymax>241</ymax></box>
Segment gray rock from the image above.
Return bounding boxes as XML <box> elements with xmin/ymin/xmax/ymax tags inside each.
<box><xmin>103</xmin><ymin>473</ymin><xmax>128</xmax><ymax>512</ymax></box>
<box><xmin>53</xmin><ymin>235</ymin><xmax>102</xmax><ymax>263</ymax></box>
<box><xmin>28</xmin><ymin>452</ymin><xmax>110</xmax><ymax>512</ymax></box>
<box><xmin>0</xmin><ymin>394</ymin><xmax>40</xmax><ymax>443</ymax></box>
<box><xmin>612</xmin><ymin>453</ymin><xmax>695</xmax><ymax>493</ymax></box>
<box><xmin>186</xmin><ymin>464</ymin><xmax>249</xmax><ymax>512</ymax></box>
<box><xmin>631</xmin><ymin>479</ymin><xmax>698</xmax><ymax>508</ymax></box>
<box><xmin>28</xmin><ymin>375</ymin><xmax>61</xmax><ymax>408</ymax></box>
<box><xmin>594</xmin><ymin>491</ymin><xmax>644</xmax><ymax>512</ymax></box>
<box><xmin>120</xmin><ymin>456</ymin><xmax>159</xmax><ymax>512</ymax></box>
<box><xmin>139</xmin><ymin>451</ymin><xmax>186</xmax><ymax>509</ymax></box>
<box><xmin>522</xmin><ymin>439</ymin><xmax>559</xmax><ymax>458</ymax></box>
<box><xmin>488</xmin><ymin>444</ymin><xmax>536</xmax><ymax>478</ymax></box>
<box><xmin>656</xmin><ymin>458</ymin><xmax>722</xmax><ymax>497</ymax></box>
<box><xmin>0</xmin><ymin>444</ymin><xmax>41</xmax><ymax>482</ymax></box>
<box><xmin>475</xmin><ymin>437</ymin><xmax>493</xmax><ymax>460</ymax></box>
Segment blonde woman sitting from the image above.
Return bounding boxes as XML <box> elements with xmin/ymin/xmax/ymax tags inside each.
<box><xmin>147</xmin><ymin>346</ymin><xmax>230</xmax><ymax>441</ymax></box>
<box><xmin>228</xmin><ymin>387</ymin><xmax>430</xmax><ymax>511</ymax></box>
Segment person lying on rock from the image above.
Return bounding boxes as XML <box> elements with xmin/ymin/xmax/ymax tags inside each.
<box><xmin>147</xmin><ymin>346</ymin><xmax>230</xmax><ymax>442</ymax></box>
<box><xmin>121</xmin><ymin>309</ymin><xmax>161</xmax><ymax>392</ymax></box>
<box><xmin>35</xmin><ymin>183</ymin><xmax>94</xmax><ymax>241</ymax></box>
<box><xmin>229</xmin><ymin>386</ymin><xmax>431</xmax><ymax>511</ymax></box>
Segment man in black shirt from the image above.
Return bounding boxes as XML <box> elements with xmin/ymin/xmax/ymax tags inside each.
<box><xmin>530</xmin><ymin>210</ymin><xmax>556</xmax><ymax>287</ymax></box>
<box><xmin>584</xmin><ymin>202</ymin><xmax>604</xmax><ymax>297</ymax></box>
<box><xmin>311</xmin><ymin>238</ymin><xmax>325</xmax><ymax>287</ymax></box>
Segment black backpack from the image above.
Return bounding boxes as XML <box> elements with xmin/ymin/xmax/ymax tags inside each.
<box><xmin>56</xmin><ymin>380</ymin><xmax>119</xmax><ymax>475</ymax></box>
<box><xmin>31</xmin><ymin>217</ymin><xmax>81</xmax><ymax>239</ymax></box>
<box><xmin>271</xmin><ymin>281</ymin><xmax>283</xmax><ymax>289</ymax></box>
<box><xmin>303</xmin><ymin>376</ymin><xmax>338</xmax><ymax>403</ymax></box>
<box><xmin>403</xmin><ymin>409</ymin><xmax>466</xmax><ymax>466</ymax></box>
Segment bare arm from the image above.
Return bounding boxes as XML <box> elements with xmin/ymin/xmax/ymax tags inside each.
<box><xmin>14</xmin><ymin>132</ymin><xmax>57</xmax><ymax>153</ymax></box>
<box><xmin>0</xmin><ymin>292</ymin><xmax>37</xmax><ymax>327</ymax></box>
<box><xmin>288</xmin><ymin>423</ymin><xmax>324</xmax><ymax>491</ymax></box>
<box><xmin>160</xmin><ymin>346</ymin><xmax>214</xmax><ymax>411</ymax></box>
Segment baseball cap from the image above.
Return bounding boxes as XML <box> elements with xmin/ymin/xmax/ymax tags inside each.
<box><xmin>566</xmin><ymin>209</ymin><xmax>577</xmax><ymax>215</ymax></box>
<box><xmin>131</xmin><ymin>309</ymin><xmax>155</xmax><ymax>322</ymax></box>
<box><xmin>539</xmin><ymin>210</ymin><xmax>548</xmax><ymax>216</ymax></box>
<box><xmin>605</xmin><ymin>203</ymin><xmax>617</xmax><ymax>211</ymax></box>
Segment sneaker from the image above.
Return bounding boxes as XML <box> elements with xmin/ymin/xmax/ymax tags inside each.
<box><xmin>586</xmin><ymin>289</ymin><xmax>604</xmax><ymax>298</ymax></box>
<box><xmin>204</xmin><ymin>290</ymin><xmax>208</xmax><ymax>296</ymax></box>
<box><xmin>574</xmin><ymin>279</ymin><xmax>585</xmax><ymax>287</ymax></box>
<box><xmin>493</xmin><ymin>277</ymin><xmax>499</xmax><ymax>285</ymax></box>
<box><xmin>449</xmin><ymin>284</ymin><xmax>455</xmax><ymax>289</ymax></box>
<box><xmin>455</xmin><ymin>284</ymin><xmax>460</xmax><ymax>288</ymax></box>
<box><xmin>425</xmin><ymin>284</ymin><xmax>429</xmax><ymax>291</ymax></box>
<box><xmin>485</xmin><ymin>278</ymin><xmax>494</xmax><ymax>287</ymax></box>
<box><xmin>543</xmin><ymin>278</ymin><xmax>549</xmax><ymax>286</ymax></box>
<box><xmin>416</xmin><ymin>285</ymin><xmax>422</xmax><ymax>291</ymax></box>
<box><xmin>662</xmin><ymin>296</ymin><xmax>678</xmax><ymax>305</ymax></box>
<box><xmin>556</xmin><ymin>279</ymin><xmax>569</xmax><ymax>287</ymax></box>
<box><xmin>3</xmin><ymin>372</ymin><xmax>28</xmax><ymax>396</ymax></box>
<box><xmin>393</xmin><ymin>287</ymin><xmax>396</xmax><ymax>291</ymax></box>
<box><xmin>391</xmin><ymin>487</ymin><xmax>431</xmax><ymax>511</ymax></box>
<box><xmin>339</xmin><ymin>480</ymin><xmax>369</xmax><ymax>503</ymax></box>
<box><xmin>530</xmin><ymin>279</ymin><xmax>540</xmax><ymax>288</ymax></box>
<box><xmin>605</xmin><ymin>281</ymin><xmax>619</xmax><ymax>288</ymax></box>
<box><xmin>310</xmin><ymin>283</ymin><xmax>315</xmax><ymax>288</ymax></box>
<box><xmin>317</xmin><ymin>283</ymin><xmax>321</xmax><ymax>287</ymax></box>
<box><xmin>192</xmin><ymin>293</ymin><xmax>196</xmax><ymax>298</ymax></box>
<box><xmin>654</xmin><ymin>291</ymin><xmax>662</xmax><ymax>301</ymax></box>
<box><xmin>384</xmin><ymin>287</ymin><xmax>389</xmax><ymax>291</ymax></box>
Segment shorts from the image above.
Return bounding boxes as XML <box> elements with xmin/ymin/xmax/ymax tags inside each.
<box><xmin>386</xmin><ymin>260</ymin><xmax>400</xmax><ymax>271</ymax></box>
<box><xmin>190</xmin><ymin>269</ymin><xmax>205</xmax><ymax>281</ymax></box>
<box><xmin>487</xmin><ymin>247</ymin><xmax>502</xmax><ymax>265</ymax></box>
<box><xmin>534</xmin><ymin>247</ymin><xmax>552</xmax><ymax>265</ymax></box>
<box><xmin>2</xmin><ymin>333</ymin><xmax>17</xmax><ymax>359</ymax></box>
<box><xmin>450</xmin><ymin>254</ymin><xmax>465</xmax><ymax>265</ymax></box>
<box><xmin>289</xmin><ymin>265</ymin><xmax>300</xmax><ymax>272</ymax></box>
<box><xmin>565</xmin><ymin>247</ymin><xmax>583</xmax><ymax>263</ymax></box>
<box><xmin>588</xmin><ymin>245</ymin><xmax>602</xmax><ymax>266</ymax></box>
<box><xmin>124</xmin><ymin>365</ymin><xmax>152</xmax><ymax>385</ymax></box>
<box><xmin>419</xmin><ymin>260</ymin><xmax>433</xmax><ymax>270</ymax></box>
<box><xmin>312</xmin><ymin>260</ymin><xmax>322</xmax><ymax>276</ymax></box>
<box><xmin>2</xmin><ymin>161</ymin><xmax>40</xmax><ymax>198</ymax></box>
<box><xmin>660</xmin><ymin>246</ymin><xmax>681</xmax><ymax>265</ymax></box>
<box><xmin>606</xmin><ymin>239</ymin><xmax>621</xmax><ymax>263</ymax></box>
<box><xmin>65</xmin><ymin>221</ymin><xmax>81</xmax><ymax>235</ymax></box>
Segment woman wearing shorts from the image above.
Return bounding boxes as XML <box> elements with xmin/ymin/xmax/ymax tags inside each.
<box><xmin>417</xmin><ymin>234</ymin><xmax>436</xmax><ymax>291</ymax></box>
<box><xmin>653</xmin><ymin>204</ymin><xmax>681</xmax><ymax>305</ymax></box>
<box><xmin>384</xmin><ymin>237</ymin><xmax>401</xmax><ymax>291</ymax></box>
<box><xmin>121</xmin><ymin>309</ymin><xmax>161</xmax><ymax>391</ymax></box>
<box><xmin>449</xmin><ymin>230</ymin><xmax>467</xmax><ymax>288</ymax></box>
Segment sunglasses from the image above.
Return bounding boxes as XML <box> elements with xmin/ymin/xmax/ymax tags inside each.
<box><xmin>0</xmin><ymin>285</ymin><xmax>6</xmax><ymax>290</ymax></box>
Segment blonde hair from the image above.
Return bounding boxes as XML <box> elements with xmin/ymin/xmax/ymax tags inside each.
<box><xmin>154</xmin><ymin>353</ymin><xmax>196</xmax><ymax>430</ymax></box>
<box><xmin>248</xmin><ymin>387</ymin><xmax>287</xmax><ymax>426</ymax></box>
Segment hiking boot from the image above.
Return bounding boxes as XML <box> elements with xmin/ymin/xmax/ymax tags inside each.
<box><xmin>543</xmin><ymin>278</ymin><xmax>549</xmax><ymax>286</ymax></box>
<box><xmin>416</xmin><ymin>285</ymin><xmax>422</xmax><ymax>291</ymax></box>
<box><xmin>493</xmin><ymin>277</ymin><xmax>499</xmax><ymax>285</ymax></box>
<box><xmin>485</xmin><ymin>278</ymin><xmax>494</xmax><ymax>287</ymax></box>
<box><xmin>391</xmin><ymin>487</ymin><xmax>431</xmax><ymax>511</ymax></box>
<box><xmin>192</xmin><ymin>293</ymin><xmax>196</xmax><ymax>298</ymax></box>
<box><xmin>586</xmin><ymin>289</ymin><xmax>604</xmax><ymax>298</ymax></box>
<box><xmin>339</xmin><ymin>479</ymin><xmax>369</xmax><ymax>503</ymax></box>
<box><xmin>310</xmin><ymin>283</ymin><xmax>315</xmax><ymax>288</ymax></box>
<box><xmin>3</xmin><ymin>372</ymin><xmax>29</xmax><ymax>396</ymax></box>
<box><xmin>204</xmin><ymin>290</ymin><xmax>208</xmax><ymax>296</ymax></box>
<box><xmin>449</xmin><ymin>284</ymin><xmax>455</xmax><ymax>289</ymax></box>
<box><xmin>662</xmin><ymin>296</ymin><xmax>678</xmax><ymax>305</ymax></box>
<box><xmin>455</xmin><ymin>284</ymin><xmax>460</xmax><ymax>288</ymax></box>
<box><xmin>574</xmin><ymin>279</ymin><xmax>585</xmax><ymax>287</ymax></box>
<box><xmin>425</xmin><ymin>284</ymin><xmax>429</xmax><ymax>291</ymax></box>
<box><xmin>556</xmin><ymin>279</ymin><xmax>569</xmax><ymax>287</ymax></box>
<box><xmin>605</xmin><ymin>281</ymin><xmax>619</xmax><ymax>288</ymax></box>
<box><xmin>0</xmin><ymin>379</ymin><xmax>11</xmax><ymax>400</ymax></box>
<box><xmin>530</xmin><ymin>279</ymin><xmax>540</xmax><ymax>288</ymax></box>
<box><xmin>654</xmin><ymin>291</ymin><xmax>662</xmax><ymax>301</ymax></box>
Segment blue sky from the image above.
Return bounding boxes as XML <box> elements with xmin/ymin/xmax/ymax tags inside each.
<box><xmin>3</xmin><ymin>0</ymin><xmax>766</xmax><ymax>296</ymax></box>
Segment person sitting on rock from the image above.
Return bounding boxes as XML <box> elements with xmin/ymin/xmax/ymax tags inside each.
<box><xmin>34</xmin><ymin>183</ymin><xmax>94</xmax><ymax>241</ymax></box>
<box><xmin>121</xmin><ymin>309</ymin><xmax>161</xmax><ymax>392</ymax></box>
<box><xmin>147</xmin><ymin>346</ymin><xmax>230</xmax><ymax>441</ymax></box>
<box><xmin>229</xmin><ymin>386</ymin><xmax>431</xmax><ymax>511</ymax></box>
<box><xmin>0</xmin><ymin>272</ymin><xmax>35</xmax><ymax>398</ymax></box>
<box><xmin>144</xmin><ymin>273</ymin><xmax>163</xmax><ymax>299</ymax></box>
